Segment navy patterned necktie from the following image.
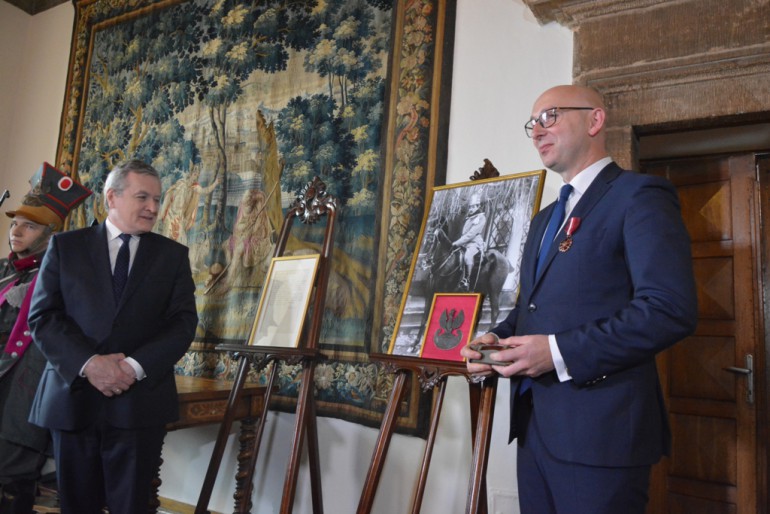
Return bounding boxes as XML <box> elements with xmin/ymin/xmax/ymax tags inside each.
<box><xmin>112</xmin><ymin>233</ymin><xmax>132</xmax><ymax>301</ymax></box>
<box><xmin>535</xmin><ymin>183</ymin><xmax>573</xmax><ymax>278</ymax></box>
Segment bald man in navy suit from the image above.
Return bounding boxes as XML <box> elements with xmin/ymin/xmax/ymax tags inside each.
<box><xmin>28</xmin><ymin>160</ymin><xmax>198</xmax><ymax>514</ymax></box>
<box><xmin>461</xmin><ymin>85</ymin><xmax>697</xmax><ymax>514</ymax></box>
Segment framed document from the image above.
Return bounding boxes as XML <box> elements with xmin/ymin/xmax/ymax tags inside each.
<box><xmin>419</xmin><ymin>293</ymin><xmax>482</xmax><ymax>362</ymax></box>
<box><xmin>246</xmin><ymin>254</ymin><xmax>321</xmax><ymax>348</ymax></box>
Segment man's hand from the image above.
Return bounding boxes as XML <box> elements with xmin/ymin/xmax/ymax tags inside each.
<box><xmin>118</xmin><ymin>359</ymin><xmax>138</xmax><ymax>381</ymax></box>
<box><xmin>460</xmin><ymin>333</ymin><xmax>499</xmax><ymax>379</ymax></box>
<box><xmin>83</xmin><ymin>354</ymin><xmax>136</xmax><ymax>397</ymax></box>
<box><xmin>490</xmin><ymin>334</ymin><xmax>555</xmax><ymax>378</ymax></box>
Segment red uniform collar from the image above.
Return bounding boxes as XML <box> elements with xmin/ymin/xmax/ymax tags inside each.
<box><xmin>8</xmin><ymin>252</ymin><xmax>44</xmax><ymax>272</ymax></box>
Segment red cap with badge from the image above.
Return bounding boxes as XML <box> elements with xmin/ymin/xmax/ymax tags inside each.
<box><xmin>5</xmin><ymin>162</ymin><xmax>92</xmax><ymax>231</ymax></box>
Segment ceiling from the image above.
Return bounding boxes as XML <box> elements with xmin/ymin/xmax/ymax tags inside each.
<box><xmin>5</xmin><ymin>0</ymin><xmax>67</xmax><ymax>15</ymax></box>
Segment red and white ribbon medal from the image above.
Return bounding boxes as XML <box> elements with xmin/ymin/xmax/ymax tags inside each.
<box><xmin>559</xmin><ymin>217</ymin><xmax>581</xmax><ymax>252</ymax></box>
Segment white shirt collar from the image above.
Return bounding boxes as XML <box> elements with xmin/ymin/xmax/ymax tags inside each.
<box><xmin>105</xmin><ymin>218</ymin><xmax>136</xmax><ymax>242</ymax></box>
<box><xmin>564</xmin><ymin>156</ymin><xmax>613</xmax><ymax>196</ymax></box>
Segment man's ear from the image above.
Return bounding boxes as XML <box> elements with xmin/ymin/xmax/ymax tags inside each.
<box><xmin>588</xmin><ymin>108</ymin><xmax>606</xmax><ymax>137</ymax></box>
<box><xmin>105</xmin><ymin>189</ymin><xmax>115</xmax><ymax>209</ymax></box>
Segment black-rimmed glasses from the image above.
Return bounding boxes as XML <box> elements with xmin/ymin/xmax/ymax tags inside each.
<box><xmin>524</xmin><ymin>107</ymin><xmax>595</xmax><ymax>138</ymax></box>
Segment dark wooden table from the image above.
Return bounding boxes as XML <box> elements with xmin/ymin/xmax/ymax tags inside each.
<box><xmin>168</xmin><ymin>374</ymin><xmax>267</xmax><ymax>430</ymax></box>
<box><xmin>150</xmin><ymin>375</ymin><xmax>268</xmax><ymax>513</ymax></box>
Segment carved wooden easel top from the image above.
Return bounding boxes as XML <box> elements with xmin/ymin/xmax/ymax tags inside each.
<box><xmin>469</xmin><ymin>158</ymin><xmax>500</xmax><ymax>181</ymax></box>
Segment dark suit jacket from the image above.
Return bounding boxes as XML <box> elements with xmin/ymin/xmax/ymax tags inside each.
<box><xmin>492</xmin><ymin>162</ymin><xmax>697</xmax><ymax>467</ymax></box>
<box><xmin>27</xmin><ymin>223</ymin><xmax>198</xmax><ymax>431</ymax></box>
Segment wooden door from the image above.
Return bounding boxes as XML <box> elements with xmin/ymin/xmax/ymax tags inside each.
<box><xmin>642</xmin><ymin>153</ymin><xmax>765</xmax><ymax>513</ymax></box>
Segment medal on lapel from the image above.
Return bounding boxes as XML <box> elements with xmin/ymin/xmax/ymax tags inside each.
<box><xmin>559</xmin><ymin>217</ymin><xmax>581</xmax><ymax>252</ymax></box>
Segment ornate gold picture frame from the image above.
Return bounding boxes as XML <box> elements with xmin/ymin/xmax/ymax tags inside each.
<box><xmin>387</xmin><ymin>170</ymin><xmax>545</xmax><ymax>358</ymax></box>
<box><xmin>247</xmin><ymin>255</ymin><xmax>320</xmax><ymax>349</ymax></box>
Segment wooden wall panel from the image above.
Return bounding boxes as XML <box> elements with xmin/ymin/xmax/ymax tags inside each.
<box><xmin>669</xmin><ymin>413</ymin><xmax>736</xmax><ymax>484</ymax></box>
<box><xmin>670</xmin><ymin>337</ymin><xmax>735</xmax><ymax>401</ymax></box>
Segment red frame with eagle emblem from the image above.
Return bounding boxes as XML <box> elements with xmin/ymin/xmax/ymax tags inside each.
<box><xmin>419</xmin><ymin>293</ymin><xmax>483</xmax><ymax>362</ymax></box>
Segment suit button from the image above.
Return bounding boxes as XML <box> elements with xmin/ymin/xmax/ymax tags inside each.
<box><xmin>23</xmin><ymin>330</ymin><xmax>30</xmax><ymax>336</ymax></box>
<box><xmin>15</xmin><ymin>340</ymin><xmax>23</xmax><ymax>347</ymax></box>
<box><xmin>528</xmin><ymin>303</ymin><xmax>537</xmax><ymax>312</ymax></box>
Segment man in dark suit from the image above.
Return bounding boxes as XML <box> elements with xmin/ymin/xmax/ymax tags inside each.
<box><xmin>27</xmin><ymin>159</ymin><xmax>198</xmax><ymax>514</ymax></box>
<box><xmin>461</xmin><ymin>85</ymin><xmax>697</xmax><ymax>514</ymax></box>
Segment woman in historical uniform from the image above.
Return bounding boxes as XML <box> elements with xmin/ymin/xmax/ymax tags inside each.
<box><xmin>0</xmin><ymin>163</ymin><xmax>90</xmax><ymax>513</ymax></box>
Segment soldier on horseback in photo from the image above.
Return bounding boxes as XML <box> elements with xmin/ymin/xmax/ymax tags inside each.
<box><xmin>449</xmin><ymin>193</ymin><xmax>487</xmax><ymax>290</ymax></box>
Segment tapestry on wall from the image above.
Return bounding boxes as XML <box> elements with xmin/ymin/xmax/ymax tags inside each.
<box><xmin>56</xmin><ymin>0</ymin><xmax>455</xmax><ymax>433</ymax></box>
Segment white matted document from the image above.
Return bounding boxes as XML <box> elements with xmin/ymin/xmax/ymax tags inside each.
<box><xmin>246</xmin><ymin>254</ymin><xmax>320</xmax><ymax>348</ymax></box>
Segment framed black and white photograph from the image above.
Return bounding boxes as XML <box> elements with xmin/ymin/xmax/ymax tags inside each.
<box><xmin>387</xmin><ymin>170</ymin><xmax>545</xmax><ymax>358</ymax></box>
<box><xmin>247</xmin><ymin>254</ymin><xmax>320</xmax><ymax>349</ymax></box>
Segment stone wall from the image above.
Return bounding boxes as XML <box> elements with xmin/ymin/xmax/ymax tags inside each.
<box><xmin>523</xmin><ymin>0</ymin><xmax>770</xmax><ymax>167</ymax></box>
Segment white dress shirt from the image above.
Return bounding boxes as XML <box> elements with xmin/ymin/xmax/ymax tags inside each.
<box><xmin>549</xmin><ymin>157</ymin><xmax>612</xmax><ymax>382</ymax></box>
<box><xmin>80</xmin><ymin>219</ymin><xmax>147</xmax><ymax>381</ymax></box>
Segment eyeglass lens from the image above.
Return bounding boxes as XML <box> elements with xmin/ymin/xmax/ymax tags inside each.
<box><xmin>524</xmin><ymin>107</ymin><xmax>594</xmax><ymax>137</ymax></box>
<box><xmin>524</xmin><ymin>110</ymin><xmax>557</xmax><ymax>137</ymax></box>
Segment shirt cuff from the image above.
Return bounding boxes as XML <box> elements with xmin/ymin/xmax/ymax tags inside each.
<box><xmin>79</xmin><ymin>355</ymin><xmax>97</xmax><ymax>377</ymax></box>
<box><xmin>549</xmin><ymin>334</ymin><xmax>572</xmax><ymax>382</ymax></box>
<box><xmin>124</xmin><ymin>357</ymin><xmax>146</xmax><ymax>381</ymax></box>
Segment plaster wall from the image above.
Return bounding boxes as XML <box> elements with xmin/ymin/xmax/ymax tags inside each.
<box><xmin>0</xmin><ymin>0</ymin><xmax>71</xmax><ymax>237</ymax></box>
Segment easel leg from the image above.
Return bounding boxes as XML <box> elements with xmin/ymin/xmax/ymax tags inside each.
<box><xmin>467</xmin><ymin>377</ymin><xmax>497</xmax><ymax>514</ymax></box>
<box><xmin>356</xmin><ymin>370</ymin><xmax>409</xmax><ymax>514</ymax></box>
<box><xmin>410</xmin><ymin>377</ymin><xmax>447</xmax><ymax>514</ymax></box>
<box><xmin>280</xmin><ymin>359</ymin><xmax>322</xmax><ymax>514</ymax></box>
<box><xmin>195</xmin><ymin>358</ymin><xmax>250</xmax><ymax>514</ymax></box>
<box><xmin>306</xmin><ymin>386</ymin><xmax>323</xmax><ymax>513</ymax></box>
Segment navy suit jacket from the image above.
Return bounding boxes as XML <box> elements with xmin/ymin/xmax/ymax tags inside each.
<box><xmin>492</xmin><ymin>162</ymin><xmax>697</xmax><ymax>467</ymax></box>
<box><xmin>27</xmin><ymin>223</ymin><xmax>198</xmax><ymax>431</ymax></box>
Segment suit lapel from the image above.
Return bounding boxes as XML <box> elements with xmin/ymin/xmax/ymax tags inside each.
<box><xmin>532</xmin><ymin>163</ymin><xmax>622</xmax><ymax>286</ymax></box>
<box><xmin>569</xmin><ymin>163</ymin><xmax>621</xmax><ymax>221</ymax></box>
<box><xmin>87</xmin><ymin>224</ymin><xmax>117</xmax><ymax>307</ymax></box>
<box><xmin>527</xmin><ymin>204</ymin><xmax>553</xmax><ymax>283</ymax></box>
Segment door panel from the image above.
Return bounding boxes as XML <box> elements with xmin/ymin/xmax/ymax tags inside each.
<box><xmin>669</xmin><ymin>336</ymin><xmax>735</xmax><ymax>402</ymax></box>
<box><xmin>643</xmin><ymin>153</ymin><xmax>760</xmax><ymax>513</ymax></box>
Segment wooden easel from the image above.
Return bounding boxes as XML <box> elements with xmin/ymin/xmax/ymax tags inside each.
<box><xmin>355</xmin><ymin>356</ymin><xmax>497</xmax><ymax>514</ymax></box>
<box><xmin>356</xmin><ymin>159</ymin><xmax>503</xmax><ymax>513</ymax></box>
<box><xmin>195</xmin><ymin>176</ymin><xmax>337</xmax><ymax>514</ymax></box>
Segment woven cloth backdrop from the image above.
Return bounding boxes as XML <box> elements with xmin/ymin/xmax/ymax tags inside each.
<box><xmin>56</xmin><ymin>0</ymin><xmax>456</xmax><ymax>434</ymax></box>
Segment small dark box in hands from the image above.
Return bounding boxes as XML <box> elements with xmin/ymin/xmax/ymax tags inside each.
<box><xmin>468</xmin><ymin>342</ymin><xmax>513</xmax><ymax>366</ymax></box>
